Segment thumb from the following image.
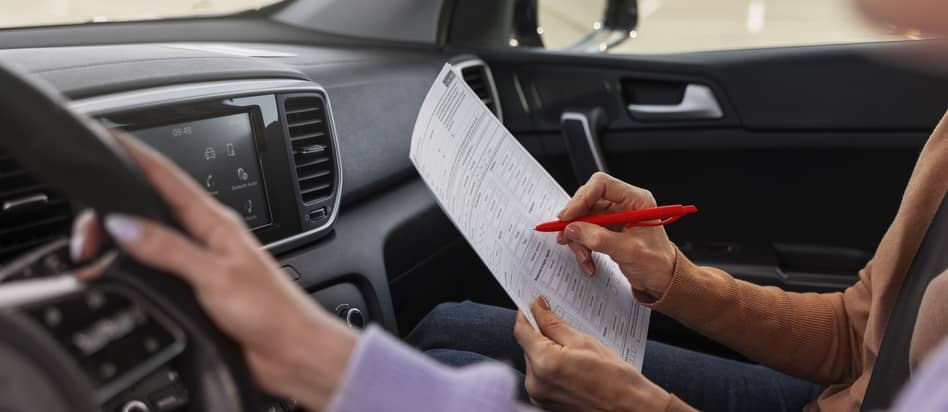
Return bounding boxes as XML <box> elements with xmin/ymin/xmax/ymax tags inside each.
<box><xmin>531</xmin><ymin>296</ymin><xmax>583</xmax><ymax>347</ymax></box>
<box><xmin>563</xmin><ymin>221</ymin><xmax>622</xmax><ymax>257</ymax></box>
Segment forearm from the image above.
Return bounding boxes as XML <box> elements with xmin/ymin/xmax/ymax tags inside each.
<box><xmin>641</xmin><ymin>247</ymin><xmax>854</xmax><ymax>385</ymax></box>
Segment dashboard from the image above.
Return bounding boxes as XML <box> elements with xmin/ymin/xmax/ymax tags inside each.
<box><xmin>0</xmin><ymin>40</ymin><xmax>501</xmax><ymax>412</ymax></box>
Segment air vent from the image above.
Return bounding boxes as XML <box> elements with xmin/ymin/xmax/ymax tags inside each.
<box><xmin>458</xmin><ymin>61</ymin><xmax>502</xmax><ymax>120</ymax></box>
<box><xmin>283</xmin><ymin>95</ymin><xmax>335</xmax><ymax>205</ymax></box>
<box><xmin>0</xmin><ymin>153</ymin><xmax>72</xmax><ymax>263</ymax></box>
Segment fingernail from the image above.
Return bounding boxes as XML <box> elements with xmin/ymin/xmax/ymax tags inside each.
<box><xmin>105</xmin><ymin>214</ymin><xmax>142</xmax><ymax>243</ymax></box>
<box><xmin>557</xmin><ymin>208</ymin><xmax>566</xmax><ymax>218</ymax></box>
<box><xmin>536</xmin><ymin>295</ymin><xmax>551</xmax><ymax>311</ymax></box>
<box><xmin>565</xmin><ymin>224</ymin><xmax>580</xmax><ymax>239</ymax></box>
<box><xmin>584</xmin><ymin>265</ymin><xmax>595</xmax><ymax>276</ymax></box>
<box><xmin>70</xmin><ymin>231</ymin><xmax>85</xmax><ymax>262</ymax></box>
<box><xmin>70</xmin><ymin>210</ymin><xmax>94</xmax><ymax>262</ymax></box>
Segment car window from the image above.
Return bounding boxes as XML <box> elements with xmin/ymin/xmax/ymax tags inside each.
<box><xmin>539</xmin><ymin>0</ymin><xmax>917</xmax><ymax>54</ymax></box>
<box><xmin>0</xmin><ymin>0</ymin><xmax>282</xmax><ymax>29</ymax></box>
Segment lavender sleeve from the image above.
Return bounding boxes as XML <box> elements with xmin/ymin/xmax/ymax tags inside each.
<box><xmin>325</xmin><ymin>325</ymin><xmax>538</xmax><ymax>412</ymax></box>
<box><xmin>891</xmin><ymin>339</ymin><xmax>948</xmax><ymax>412</ymax></box>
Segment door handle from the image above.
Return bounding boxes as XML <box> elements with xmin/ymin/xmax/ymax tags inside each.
<box><xmin>561</xmin><ymin>108</ymin><xmax>608</xmax><ymax>185</ymax></box>
<box><xmin>626</xmin><ymin>84</ymin><xmax>723</xmax><ymax>120</ymax></box>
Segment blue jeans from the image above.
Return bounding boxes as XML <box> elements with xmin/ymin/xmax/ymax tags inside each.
<box><xmin>407</xmin><ymin>301</ymin><xmax>822</xmax><ymax>412</ymax></box>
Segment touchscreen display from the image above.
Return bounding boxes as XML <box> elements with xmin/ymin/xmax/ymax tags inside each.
<box><xmin>132</xmin><ymin>113</ymin><xmax>271</xmax><ymax>229</ymax></box>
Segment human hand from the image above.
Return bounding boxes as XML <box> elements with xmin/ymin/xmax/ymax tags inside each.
<box><xmin>513</xmin><ymin>296</ymin><xmax>669</xmax><ymax>412</ymax></box>
<box><xmin>556</xmin><ymin>172</ymin><xmax>677</xmax><ymax>301</ymax></box>
<box><xmin>70</xmin><ymin>132</ymin><xmax>356</xmax><ymax>411</ymax></box>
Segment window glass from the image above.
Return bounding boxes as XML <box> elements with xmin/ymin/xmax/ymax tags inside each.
<box><xmin>0</xmin><ymin>0</ymin><xmax>282</xmax><ymax>29</ymax></box>
<box><xmin>539</xmin><ymin>0</ymin><xmax>914</xmax><ymax>54</ymax></box>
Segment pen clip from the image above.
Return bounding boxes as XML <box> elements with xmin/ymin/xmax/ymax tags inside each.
<box><xmin>626</xmin><ymin>214</ymin><xmax>684</xmax><ymax>228</ymax></box>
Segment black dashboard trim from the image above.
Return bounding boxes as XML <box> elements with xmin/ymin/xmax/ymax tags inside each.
<box><xmin>280</xmin><ymin>179</ymin><xmax>441</xmax><ymax>333</ymax></box>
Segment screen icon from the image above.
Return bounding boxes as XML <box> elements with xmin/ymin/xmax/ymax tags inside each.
<box><xmin>204</xmin><ymin>147</ymin><xmax>217</xmax><ymax>160</ymax></box>
<box><xmin>205</xmin><ymin>174</ymin><xmax>215</xmax><ymax>189</ymax></box>
<box><xmin>226</xmin><ymin>143</ymin><xmax>236</xmax><ymax>157</ymax></box>
<box><xmin>237</xmin><ymin>167</ymin><xmax>249</xmax><ymax>182</ymax></box>
<box><xmin>246</xmin><ymin>199</ymin><xmax>254</xmax><ymax>215</ymax></box>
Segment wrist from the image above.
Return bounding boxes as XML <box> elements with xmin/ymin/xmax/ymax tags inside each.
<box><xmin>267</xmin><ymin>315</ymin><xmax>358</xmax><ymax>410</ymax></box>
<box><xmin>634</xmin><ymin>244</ymin><xmax>678</xmax><ymax>303</ymax></box>
<box><xmin>616</xmin><ymin>367</ymin><xmax>671</xmax><ymax>412</ymax></box>
<box><xmin>657</xmin><ymin>243</ymin><xmax>678</xmax><ymax>294</ymax></box>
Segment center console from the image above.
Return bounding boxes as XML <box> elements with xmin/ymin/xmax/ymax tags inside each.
<box><xmin>72</xmin><ymin>79</ymin><xmax>343</xmax><ymax>252</ymax></box>
<box><xmin>59</xmin><ymin>79</ymin><xmax>350</xmax><ymax>411</ymax></box>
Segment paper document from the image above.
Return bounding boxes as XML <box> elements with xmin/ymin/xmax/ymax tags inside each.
<box><xmin>410</xmin><ymin>64</ymin><xmax>650</xmax><ymax>368</ymax></box>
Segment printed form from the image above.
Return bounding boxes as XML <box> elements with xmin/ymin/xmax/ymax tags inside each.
<box><xmin>410</xmin><ymin>64</ymin><xmax>650</xmax><ymax>368</ymax></box>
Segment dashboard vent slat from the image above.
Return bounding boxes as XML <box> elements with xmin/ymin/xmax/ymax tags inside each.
<box><xmin>0</xmin><ymin>153</ymin><xmax>73</xmax><ymax>263</ymax></box>
<box><xmin>282</xmin><ymin>95</ymin><xmax>336</xmax><ymax>205</ymax></box>
<box><xmin>289</xmin><ymin>132</ymin><xmax>326</xmax><ymax>142</ymax></box>
<box><xmin>459</xmin><ymin>61</ymin><xmax>501</xmax><ymax>120</ymax></box>
<box><xmin>285</xmin><ymin>106</ymin><xmax>321</xmax><ymax>115</ymax></box>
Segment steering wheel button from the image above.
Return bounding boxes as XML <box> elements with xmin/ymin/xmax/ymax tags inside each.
<box><xmin>148</xmin><ymin>384</ymin><xmax>188</xmax><ymax>411</ymax></box>
<box><xmin>121</xmin><ymin>400</ymin><xmax>151</xmax><ymax>412</ymax></box>
<box><xmin>99</xmin><ymin>362</ymin><xmax>117</xmax><ymax>379</ymax></box>
<box><xmin>43</xmin><ymin>254</ymin><xmax>63</xmax><ymax>272</ymax></box>
<box><xmin>43</xmin><ymin>307</ymin><xmax>62</xmax><ymax>327</ymax></box>
<box><xmin>86</xmin><ymin>290</ymin><xmax>106</xmax><ymax>310</ymax></box>
<box><xmin>144</xmin><ymin>337</ymin><xmax>160</xmax><ymax>353</ymax></box>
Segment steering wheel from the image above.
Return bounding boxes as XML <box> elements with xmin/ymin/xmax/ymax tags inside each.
<box><xmin>0</xmin><ymin>63</ymin><xmax>264</xmax><ymax>410</ymax></box>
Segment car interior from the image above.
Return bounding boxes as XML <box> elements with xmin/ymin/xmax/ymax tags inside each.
<box><xmin>0</xmin><ymin>0</ymin><xmax>946</xmax><ymax>411</ymax></box>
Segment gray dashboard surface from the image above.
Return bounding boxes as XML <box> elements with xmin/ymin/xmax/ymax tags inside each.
<box><xmin>275</xmin><ymin>44</ymin><xmax>445</xmax><ymax>204</ymax></box>
<box><xmin>0</xmin><ymin>44</ymin><xmax>307</xmax><ymax>99</ymax></box>
<box><xmin>0</xmin><ymin>42</ymin><xmax>446</xmax><ymax>205</ymax></box>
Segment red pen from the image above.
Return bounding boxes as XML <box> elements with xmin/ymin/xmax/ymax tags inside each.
<box><xmin>535</xmin><ymin>204</ymin><xmax>698</xmax><ymax>232</ymax></box>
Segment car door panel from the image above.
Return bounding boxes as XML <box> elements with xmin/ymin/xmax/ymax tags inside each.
<box><xmin>480</xmin><ymin>40</ymin><xmax>947</xmax><ymax>293</ymax></box>
<box><xmin>471</xmin><ymin>39</ymin><xmax>947</xmax><ymax>357</ymax></box>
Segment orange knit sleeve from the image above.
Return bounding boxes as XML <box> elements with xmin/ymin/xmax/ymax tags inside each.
<box><xmin>639</xmin><ymin>247</ymin><xmax>859</xmax><ymax>385</ymax></box>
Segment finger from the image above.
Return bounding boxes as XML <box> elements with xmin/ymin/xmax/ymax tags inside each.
<box><xmin>589</xmin><ymin>199</ymin><xmax>615</xmax><ymax>215</ymax></box>
<box><xmin>73</xmin><ymin>251</ymin><xmax>117</xmax><ymax>281</ymax></box>
<box><xmin>70</xmin><ymin>209</ymin><xmax>107</xmax><ymax>262</ymax></box>
<box><xmin>531</xmin><ymin>296</ymin><xmax>584</xmax><ymax>347</ymax></box>
<box><xmin>556</xmin><ymin>230</ymin><xmax>567</xmax><ymax>245</ymax></box>
<box><xmin>561</xmin><ymin>173</ymin><xmax>653</xmax><ymax>221</ymax></box>
<box><xmin>562</xmin><ymin>221</ymin><xmax>624</xmax><ymax>257</ymax></box>
<box><xmin>104</xmin><ymin>213</ymin><xmax>217</xmax><ymax>287</ymax></box>
<box><xmin>109</xmin><ymin>131</ymin><xmax>243</xmax><ymax>247</ymax></box>
<box><xmin>566</xmin><ymin>242</ymin><xmax>595</xmax><ymax>276</ymax></box>
<box><xmin>514</xmin><ymin>311</ymin><xmax>553</xmax><ymax>356</ymax></box>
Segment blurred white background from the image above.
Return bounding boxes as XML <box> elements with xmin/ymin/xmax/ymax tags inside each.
<box><xmin>0</xmin><ymin>0</ymin><xmax>277</xmax><ymax>28</ymax></box>
<box><xmin>539</xmin><ymin>0</ymin><xmax>908</xmax><ymax>53</ymax></box>
<box><xmin>0</xmin><ymin>0</ymin><xmax>911</xmax><ymax>54</ymax></box>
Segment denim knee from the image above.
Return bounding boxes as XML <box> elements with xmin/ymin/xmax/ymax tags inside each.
<box><xmin>410</xmin><ymin>301</ymin><xmax>484</xmax><ymax>341</ymax></box>
<box><xmin>407</xmin><ymin>301</ymin><xmax>516</xmax><ymax>350</ymax></box>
